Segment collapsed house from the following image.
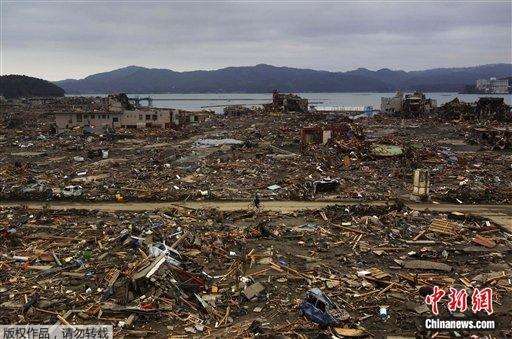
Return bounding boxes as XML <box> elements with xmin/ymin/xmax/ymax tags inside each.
<box><xmin>50</xmin><ymin>93</ymin><xmax>214</xmax><ymax>130</ymax></box>
<box><xmin>439</xmin><ymin>98</ymin><xmax>473</xmax><ymax>120</ymax></box>
<box><xmin>381</xmin><ymin>91</ymin><xmax>437</xmax><ymax>117</ymax></box>
<box><xmin>266</xmin><ymin>90</ymin><xmax>308</xmax><ymax>113</ymax></box>
<box><xmin>474</xmin><ymin>97</ymin><xmax>511</xmax><ymax>122</ymax></box>
<box><xmin>440</xmin><ymin>97</ymin><xmax>511</xmax><ymax>122</ymax></box>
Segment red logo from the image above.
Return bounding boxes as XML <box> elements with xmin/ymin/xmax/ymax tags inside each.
<box><xmin>425</xmin><ymin>286</ymin><xmax>445</xmax><ymax>315</ymax></box>
<box><xmin>425</xmin><ymin>286</ymin><xmax>493</xmax><ymax>315</ymax></box>
<box><xmin>471</xmin><ymin>288</ymin><xmax>493</xmax><ymax>315</ymax></box>
<box><xmin>447</xmin><ymin>287</ymin><xmax>468</xmax><ymax>312</ymax></box>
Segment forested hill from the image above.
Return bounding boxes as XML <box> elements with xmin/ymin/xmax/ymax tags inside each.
<box><xmin>0</xmin><ymin>75</ymin><xmax>65</xmax><ymax>99</ymax></box>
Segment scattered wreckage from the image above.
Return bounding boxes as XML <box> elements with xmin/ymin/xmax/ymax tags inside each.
<box><xmin>1</xmin><ymin>91</ymin><xmax>512</xmax><ymax>337</ymax></box>
<box><xmin>1</xmin><ymin>93</ymin><xmax>511</xmax><ymax>203</ymax></box>
<box><xmin>0</xmin><ymin>203</ymin><xmax>511</xmax><ymax>337</ymax></box>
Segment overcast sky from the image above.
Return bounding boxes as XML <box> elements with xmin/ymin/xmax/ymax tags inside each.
<box><xmin>1</xmin><ymin>1</ymin><xmax>511</xmax><ymax>81</ymax></box>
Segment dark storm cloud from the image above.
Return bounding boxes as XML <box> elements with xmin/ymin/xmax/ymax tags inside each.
<box><xmin>2</xmin><ymin>1</ymin><xmax>511</xmax><ymax>80</ymax></box>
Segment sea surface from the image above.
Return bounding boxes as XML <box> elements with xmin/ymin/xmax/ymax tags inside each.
<box><xmin>74</xmin><ymin>92</ymin><xmax>512</xmax><ymax>114</ymax></box>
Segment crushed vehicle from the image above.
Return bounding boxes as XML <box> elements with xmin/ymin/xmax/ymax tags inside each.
<box><xmin>19</xmin><ymin>182</ymin><xmax>53</xmax><ymax>199</ymax></box>
<box><xmin>299</xmin><ymin>288</ymin><xmax>349</xmax><ymax>328</ymax></box>
<box><xmin>61</xmin><ymin>185</ymin><xmax>83</xmax><ymax>197</ymax></box>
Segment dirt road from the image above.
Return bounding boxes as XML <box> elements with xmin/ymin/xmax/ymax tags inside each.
<box><xmin>2</xmin><ymin>199</ymin><xmax>511</xmax><ymax>232</ymax></box>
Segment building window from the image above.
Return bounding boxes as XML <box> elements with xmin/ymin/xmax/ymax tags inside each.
<box><xmin>91</xmin><ymin>115</ymin><xmax>95</xmax><ymax>119</ymax></box>
<box><xmin>146</xmin><ymin>115</ymin><xmax>151</xmax><ymax>121</ymax></box>
<box><xmin>76</xmin><ymin>114</ymin><xmax>82</xmax><ymax>122</ymax></box>
<box><xmin>139</xmin><ymin>114</ymin><xmax>143</xmax><ymax>120</ymax></box>
<box><xmin>152</xmin><ymin>114</ymin><xmax>158</xmax><ymax>121</ymax></box>
<box><xmin>84</xmin><ymin>114</ymin><xmax>88</xmax><ymax>119</ymax></box>
<box><xmin>113</xmin><ymin>117</ymin><xmax>119</xmax><ymax>123</ymax></box>
<box><xmin>102</xmin><ymin>115</ymin><xmax>106</xmax><ymax>119</ymax></box>
<box><xmin>107</xmin><ymin>115</ymin><xmax>110</xmax><ymax>119</ymax></box>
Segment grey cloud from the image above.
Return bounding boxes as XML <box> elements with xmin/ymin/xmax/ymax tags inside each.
<box><xmin>2</xmin><ymin>1</ymin><xmax>511</xmax><ymax>80</ymax></box>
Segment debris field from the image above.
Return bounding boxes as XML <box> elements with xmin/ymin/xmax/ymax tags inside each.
<box><xmin>0</xmin><ymin>95</ymin><xmax>511</xmax><ymax>204</ymax></box>
<box><xmin>1</xmin><ymin>93</ymin><xmax>511</xmax><ymax>337</ymax></box>
<box><xmin>1</xmin><ymin>204</ymin><xmax>511</xmax><ymax>337</ymax></box>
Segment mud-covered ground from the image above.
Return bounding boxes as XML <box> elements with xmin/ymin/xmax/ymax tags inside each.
<box><xmin>1</xmin><ymin>204</ymin><xmax>511</xmax><ymax>338</ymax></box>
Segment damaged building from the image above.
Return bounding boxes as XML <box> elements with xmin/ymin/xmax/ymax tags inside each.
<box><xmin>380</xmin><ymin>92</ymin><xmax>404</xmax><ymax>114</ymax></box>
<box><xmin>381</xmin><ymin>91</ymin><xmax>437</xmax><ymax>117</ymax></box>
<box><xmin>402</xmin><ymin>92</ymin><xmax>437</xmax><ymax>117</ymax></box>
<box><xmin>266</xmin><ymin>90</ymin><xmax>309</xmax><ymax>113</ymax></box>
<box><xmin>50</xmin><ymin>93</ymin><xmax>214</xmax><ymax>130</ymax></box>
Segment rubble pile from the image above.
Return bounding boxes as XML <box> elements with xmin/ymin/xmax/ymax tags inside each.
<box><xmin>440</xmin><ymin>97</ymin><xmax>511</xmax><ymax>123</ymax></box>
<box><xmin>1</xmin><ymin>204</ymin><xmax>511</xmax><ymax>337</ymax></box>
<box><xmin>439</xmin><ymin>98</ymin><xmax>473</xmax><ymax>121</ymax></box>
<box><xmin>439</xmin><ymin>97</ymin><xmax>512</xmax><ymax>150</ymax></box>
<box><xmin>474</xmin><ymin>97</ymin><xmax>511</xmax><ymax>123</ymax></box>
<box><xmin>223</xmin><ymin>105</ymin><xmax>256</xmax><ymax>116</ymax></box>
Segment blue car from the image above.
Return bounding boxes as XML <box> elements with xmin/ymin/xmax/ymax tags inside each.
<box><xmin>299</xmin><ymin>288</ymin><xmax>347</xmax><ymax>328</ymax></box>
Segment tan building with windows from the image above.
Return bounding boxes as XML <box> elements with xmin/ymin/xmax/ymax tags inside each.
<box><xmin>119</xmin><ymin>108</ymin><xmax>173</xmax><ymax>128</ymax></box>
<box><xmin>54</xmin><ymin>111</ymin><xmax>123</xmax><ymax>129</ymax></box>
<box><xmin>51</xmin><ymin>93</ymin><xmax>213</xmax><ymax>130</ymax></box>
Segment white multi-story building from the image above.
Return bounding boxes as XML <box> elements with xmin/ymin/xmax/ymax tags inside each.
<box><xmin>476</xmin><ymin>77</ymin><xmax>509</xmax><ymax>94</ymax></box>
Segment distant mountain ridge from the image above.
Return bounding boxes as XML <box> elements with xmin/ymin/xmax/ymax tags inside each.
<box><xmin>1</xmin><ymin>75</ymin><xmax>65</xmax><ymax>99</ymax></box>
<box><xmin>54</xmin><ymin>63</ymin><xmax>512</xmax><ymax>94</ymax></box>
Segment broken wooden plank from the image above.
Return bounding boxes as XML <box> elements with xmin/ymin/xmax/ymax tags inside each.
<box><xmin>132</xmin><ymin>253</ymin><xmax>166</xmax><ymax>281</ymax></box>
<box><xmin>472</xmin><ymin>234</ymin><xmax>496</xmax><ymax>248</ymax></box>
<box><xmin>368</xmin><ymin>267</ymin><xmax>391</xmax><ymax>280</ymax></box>
<box><xmin>330</xmin><ymin>223</ymin><xmax>366</xmax><ymax>234</ymax></box>
<box><xmin>401</xmin><ymin>260</ymin><xmax>452</xmax><ymax>272</ymax></box>
<box><xmin>412</xmin><ymin>229</ymin><xmax>427</xmax><ymax>241</ymax></box>
<box><xmin>170</xmin><ymin>231</ymin><xmax>191</xmax><ymax>249</ymax></box>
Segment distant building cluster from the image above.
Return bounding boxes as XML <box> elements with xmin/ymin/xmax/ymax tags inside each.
<box><xmin>476</xmin><ymin>77</ymin><xmax>509</xmax><ymax>94</ymax></box>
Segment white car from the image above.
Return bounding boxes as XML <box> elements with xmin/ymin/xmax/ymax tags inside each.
<box><xmin>62</xmin><ymin>185</ymin><xmax>83</xmax><ymax>197</ymax></box>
